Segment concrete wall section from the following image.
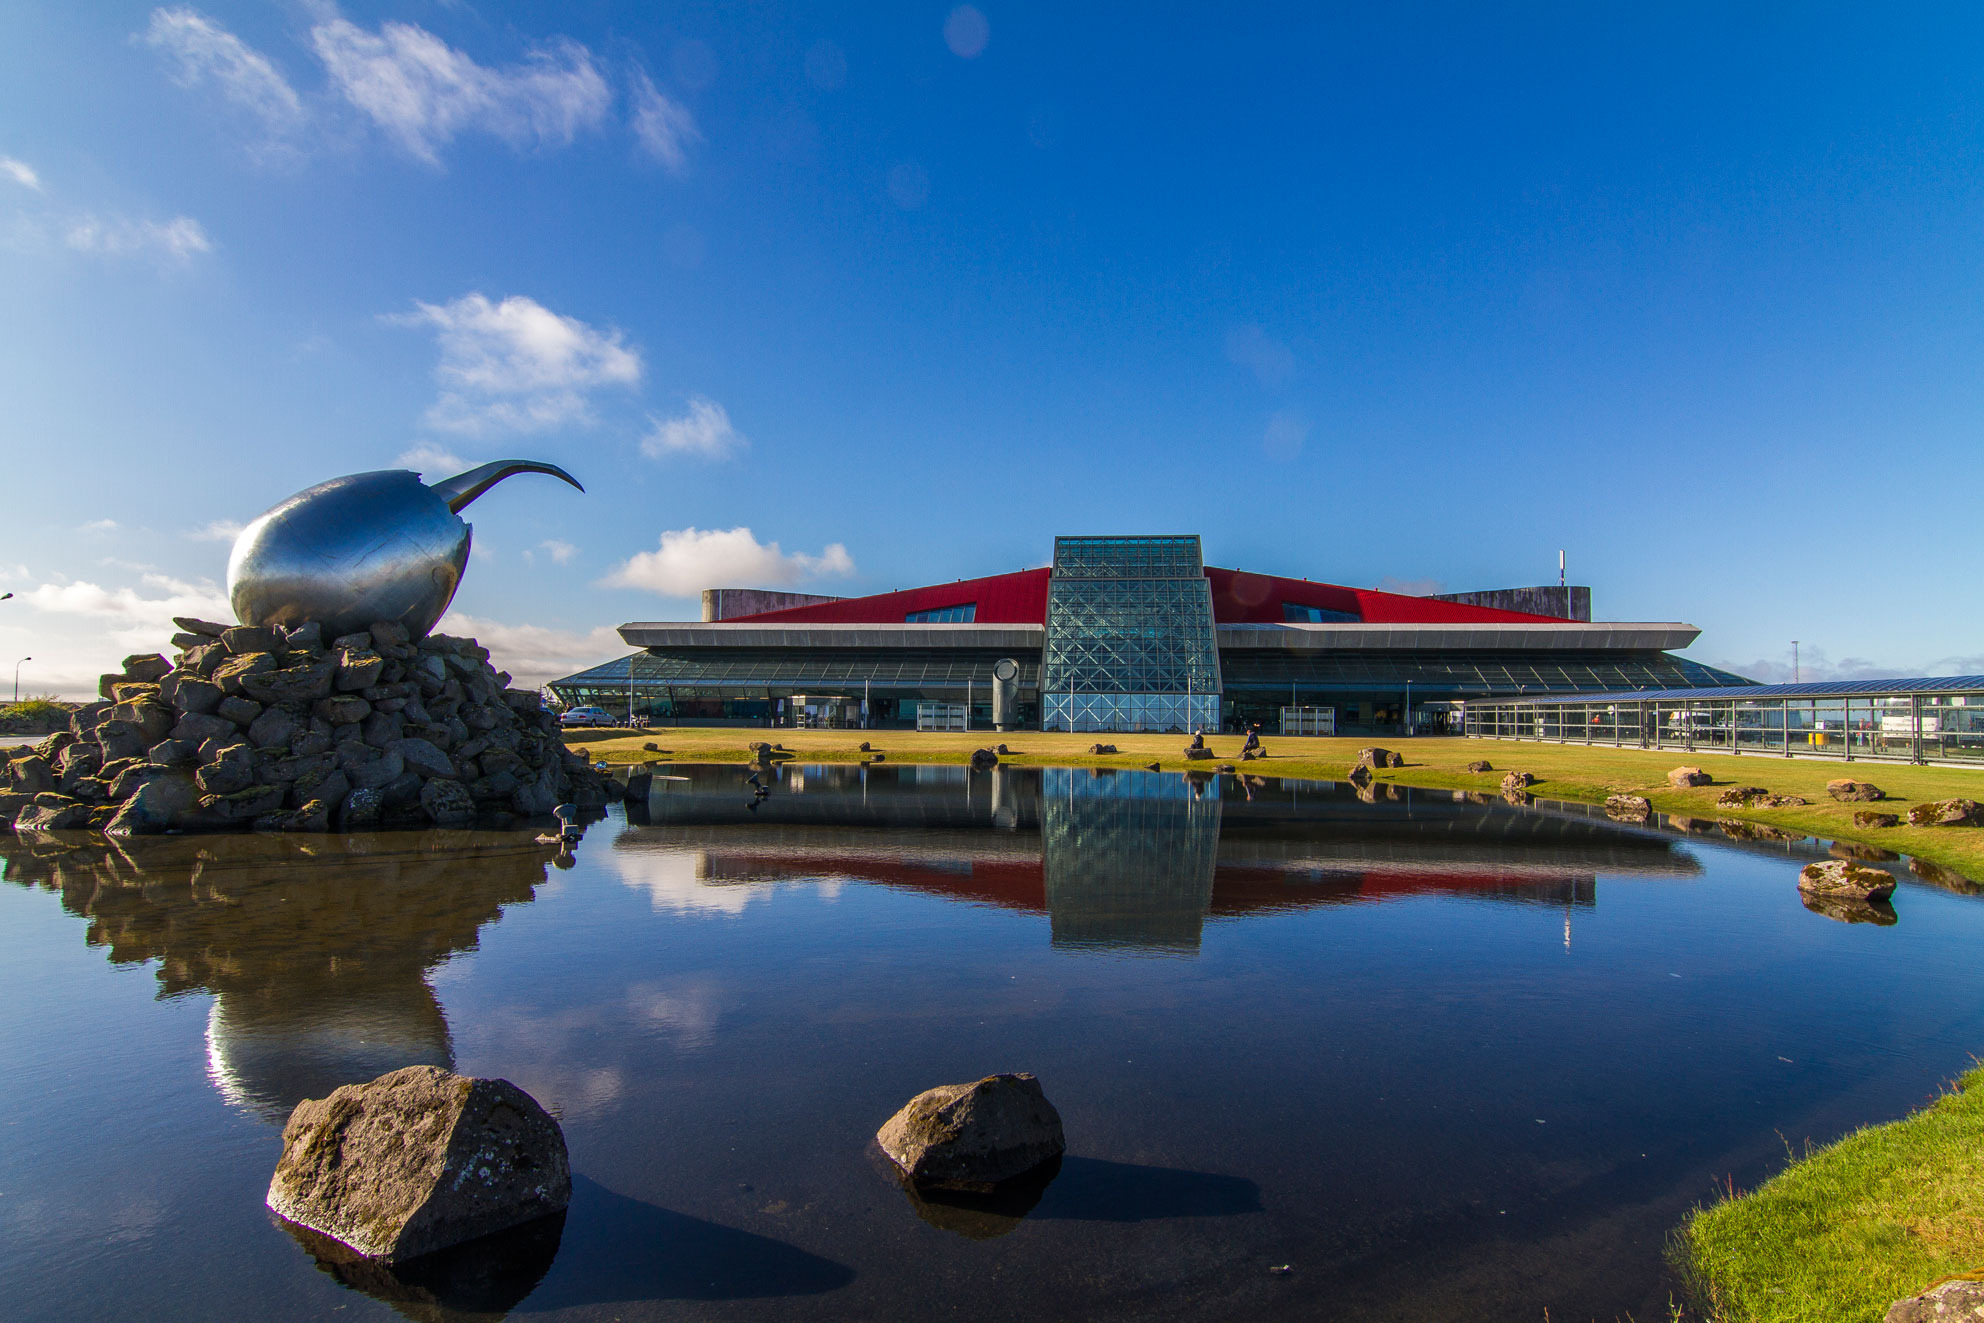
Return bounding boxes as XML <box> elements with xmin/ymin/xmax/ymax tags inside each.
<box><xmin>702</xmin><ymin>589</ymin><xmax>843</xmax><ymax>621</ymax></box>
<box><xmin>1430</xmin><ymin>586</ymin><xmax>1591</xmax><ymax>621</ymax></box>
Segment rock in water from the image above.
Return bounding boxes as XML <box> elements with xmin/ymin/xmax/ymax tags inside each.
<box><xmin>1797</xmin><ymin>858</ymin><xmax>1898</xmax><ymax>902</ymax></box>
<box><xmin>876</xmin><ymin>1073</ymin><xmax>1066</xmax><ymax>1191</ymax></box>
<box><xmin>1886</xmin><ymin>1279</ymin><xmax>1984</xmax><ymax>1323</ymax></box>
<box><xmin>267</xmin><ymin>1065</ymin><xmax>570</xmax><ymax>1263</ymax></box>
<box><xmin>1604</xmin><ymin>794</ymin><xmax>1652</xmax><ymax>822</ymax></box>
<box><xmin>1500</xmin><ymin>771</ymin><xmax>1534</xmax><ymax>794</ymax></box>
<box><xmin>1668</xmin><ymin>766</ymin><xmax>1712</xmax><ymax>788</ymax></box>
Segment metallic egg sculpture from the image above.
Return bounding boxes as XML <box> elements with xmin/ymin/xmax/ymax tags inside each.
<box><xmin>227</xmin><ymin>461</ymin><xmax>583</xmax><ymax>640</ymax></box>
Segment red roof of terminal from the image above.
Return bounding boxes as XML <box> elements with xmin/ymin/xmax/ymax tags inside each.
<box><xmin>728</xmin><ymin>565</ymin><xmax>1562</xmax><ymax>626</ymax></box>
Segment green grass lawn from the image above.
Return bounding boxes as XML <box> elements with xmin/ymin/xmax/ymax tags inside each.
<box><xmin>565</xmin><ymin>728</ymin><xmax>1984</xmax><ymax>880</ymax></box>
<box><xmin>1679</xmin><ymin>1065</ymin><xmax>1984</xmax><ymax>1321</ymax></box>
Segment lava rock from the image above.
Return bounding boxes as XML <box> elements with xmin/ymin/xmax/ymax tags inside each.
<box><xmin>173</xmin><ymin>616</ymin><xmax>228</xmax><ymax>638</ymax></box>
<box><xmin>1668</xmin><ymin>766</ymin><xmax>1712</xmax><ymax>788</ymax></box>
<box><xmin>394</xmin><ymin>737</ymin><xmax>456</xmax><ymax>781</ymax></box>
<box><xmin>419</xmin><ymin>778</ymin><xmax>476</xmax><ymax>824</ymax></box>
<box><xmin>1885</xmin><ymin>1278</ymin><xmax>1984</xmax><ymax>1323</ymax></box>
<box><xmin>1604</xmin><ymin>794</ymin><xmax>1653</xmax><ymax>822</ymax></box>
<box><xmin>1714</xmin><ymin>786</ymin><xmax>1772</xmax><ymax>808</ymax></box>
<box><xmin>213</xmin><ymin>651</ymin><xmax>278</xmax><ymax>695</ymax></box>
<box><xmin>121</xmin><ymin>653</ymin><xmax>173</xmax><ymax>684</ymax></box>
<box><xmin>1854</xmin><ymin>810</ymin><xmax>1902</xmax><ymax>829</ymax></box>
<box><xmin>1797</xmin><ymin>858</ymin><xmax>1897</xmax><ymax>901</ymax></box>
<box><xmin>1182</xmin><ymin>746</ymin><xmax>1215</xmax><ymax>761</ymax></box>
<box><xmin>200</xmin><ymin>785</ymin><xmax>286</xmax><ymax>821</ymax></box>
<box><xmin>969</xmin><ymin>748</ymin><xmax>999</xmax><ymax>771</ymax></box>
<box><xmin>1827</xmin><ymin>779</ymin><xmax>1886</xmax><ymax>803</ymax></box>
<box><xmin>171</xmin><ymin>676</ymin><xmax>224</xmax><ymax>716</ymax></box>
<box><xmin>1501</xmin><ymin>771</ymin><xmax>1534</xmax><ymax>793</ymax></box>
<box><xmin>876</xmin><ymin>1073</ymin><xmax>1065</xmax><ymax>1192</ymax></box>
<box><xmin>216</xmin><ymin>696</ymin><xmax>263</xmax><ymax>726</ymax></box>
<box><xmin>266</xmin><ymin>1065</ymin><xmax>571</xmax><ymax>1264</ymax></box>
<box><xmin>1465</xmin><ymin>760</ymin><xmax>1493</xmax><ymax>773</ymax></box>
<box><xmin>14</xmin><ymin>793</ymin><xmax>90</xmax><ymax>831</ymax></box>
<box><xmin>241</xmin><ymin>660</ymin><xmax>336</xmax><ymax>707</ymax></box>
<box><xmin>1908</xmin><ymin>799</ymin><xmax>1984</xmax><ymax>827</ymax></box>
<box><xmin>1356</xmin><ymin>747</ymin><xmax>1394</xmax><ymax>769</ymax></box>
<box><xmin>1087</xmin><ymin>744</ymin><xmax>1117</xmax><ymax>755</ymax></box>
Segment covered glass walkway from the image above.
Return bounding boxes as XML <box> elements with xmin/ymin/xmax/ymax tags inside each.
<box><xmin>1463</xmin><ymin>677</ymin><xmax>1984</xmax><ymax>765</ymax></box>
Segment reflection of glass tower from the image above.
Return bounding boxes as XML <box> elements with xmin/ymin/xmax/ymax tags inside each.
<box><xmin>1040</xmin><ymin>768</ymin><xmax>1222</xmax><ymax>951</ymax></box>
<box><xmin>1040</xmin><ymin>535</ymin><xmax>1222</xmax><ymax>733</ymax></box>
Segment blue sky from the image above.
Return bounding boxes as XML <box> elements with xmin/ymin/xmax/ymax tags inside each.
<box><xmin>3</xmin><ymin>2</ymin><xmax>1981</xmax><ymax>695</ymax></box>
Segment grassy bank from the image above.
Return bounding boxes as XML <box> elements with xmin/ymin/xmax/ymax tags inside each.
<box><xmin>1678</xmin><ymin>1064</ymin><xmax>1984</xmax><ymax>1321</ymax></box>
<box><xmin>563</xmin><ymin>728</ymin><xmax>1984</xmax><ymax>881</ymax></box>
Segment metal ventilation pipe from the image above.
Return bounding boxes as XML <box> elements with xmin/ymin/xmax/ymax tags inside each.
<box><xmin>990</xmin><ymin>658</ymin><xmax>1021</xmax><ymax>731</ymax></box>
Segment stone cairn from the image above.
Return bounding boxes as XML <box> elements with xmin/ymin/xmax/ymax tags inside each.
<box><xmin>0</xmin><ymin>616</ymin><xmax>607</xmax><ymax>835</ymax></box>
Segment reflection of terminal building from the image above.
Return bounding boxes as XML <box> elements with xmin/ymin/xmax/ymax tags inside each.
<box><xmin>552</xmin><ymin>534</ymin><xmax>1747</xmax><ymax>735</ymax></box>
<box><xmin>618</xmin><ymin>765</ymin><xmax>1701</xmax><ymax>952</ymax></box>
<box><xmin>0</xmin><ymin>832</ymin><xmax>558</xmax><ymax>1121</ymax></box>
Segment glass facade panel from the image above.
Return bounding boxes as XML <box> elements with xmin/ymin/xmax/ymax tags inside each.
<box><xmin>1040</xmin><ymin>537</ymin><xmax>1221</xmax><ymax>731</ymax></box>
<box><xmin>905</xmin><ymin>604</ymin><xmax>976</xmax><ymax>623</ymax></box>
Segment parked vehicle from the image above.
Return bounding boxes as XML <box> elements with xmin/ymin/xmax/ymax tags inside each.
<box><xmin>559</xmin><ymin>705</ymin><xmax>617</xmax><ymax>728</ymax></box>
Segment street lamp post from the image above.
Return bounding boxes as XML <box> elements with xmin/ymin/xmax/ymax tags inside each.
<box><xmin>13</xmin><ymin>657</ymin><xmax>30</xmax><ymax>703</ymax></box>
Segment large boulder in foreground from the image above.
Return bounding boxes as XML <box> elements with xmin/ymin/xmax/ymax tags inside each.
<box><xmin>1886</xmin><ymin>1278</ymin><xmax>1984</xmax><ymax>1323</ymax></box>
<box><xmin>876</xmin><ymin>1073</ymin><xmax>1065</xmax><ymax>1192</ymax></box>
<box><xmin>267</xmin><ymin>1065</ymin><xmax>570</xmax><ymax>1263</ymax></box>
<box><xmin>1797</xmin><ymin>858</ymin><xmax>1897</xmax><ymax>902</ymax></box>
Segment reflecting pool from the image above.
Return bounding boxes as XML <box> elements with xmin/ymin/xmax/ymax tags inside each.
<box><xmin>3</xmin><ymin>764</ymin><xmax>1982</xmax><ymax>1321</ymax></box>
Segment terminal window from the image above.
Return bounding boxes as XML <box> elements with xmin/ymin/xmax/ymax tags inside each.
<box><xmin>906</xmin><ymin>604</ymin><xmax>977</xmax><ymax>623</ymax></box>
<box><xmin>1283</xmin><ymin>602</ymin><xmax>1361</xmax><ymax>623</ymax></box>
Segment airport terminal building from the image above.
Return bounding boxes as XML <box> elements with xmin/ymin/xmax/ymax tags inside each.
<box><xmin>549</xmin><ymin>534</ymin><xmax>1749</xmax><ymax>735</ymax></box>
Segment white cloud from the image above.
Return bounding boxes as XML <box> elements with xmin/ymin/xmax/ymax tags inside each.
<box><xmin>14</xmin><ymin>572</ymin><xmax>232</xmax><ymax>694</ymax></box>
<box><xmin>601</xmin><ymin>526</ymin><xmax>854</xmax><ymax>599</ymax></box>
<box><xmin>944</xmin><ymin>5</ymin><xmax>991</xmax><ymax>59</ymax></box>
<box><xmin>394</xmin><ymin>441</ymin><xmax>468</xmax><ymax>480</ymax></box>
<box><xmin>0</xmin><ymin>156</ymin><xmax>41</xmax><ymax>191</ymax></box>
<box><xmin>64</xmin><ymin>214</ymin><xmax>213</xmax><ymax>263</ymax></box>
<box><xmin>78</xmin><ymin>518</ymin><xmax>120</xmax><ymax>532</ymax></box>
<box><xmin>538</xmin><ymin>539</ymin><xmax>577</xmax><ymax>565</ymax></box>
<box><xmin>391</xmin><ymin>293</ymin><xmax>641</xmax><ymax>435</ymax></box>
<box><xmin>0</xmin><ymin>563</ymin><xmax>29</xmax><ymax>582</ymax></box>
<box><xmin>430</xmin><ymin>611</ymin><xmax>623</xmax><ymax>689</ymax></box>
<box><xmin>142</xmin><ymin>7</ymin><xmax>305</xmax><ymax>141</ymax></box>
<box><xmin>1263</xmin><ymin>408</ymin><xmax>1307</xmax><ymax>461</ymax></box>
<box><xmin>629</xmin><ymin>69</ymin><xmax>699</xmax><ymax>173</ymax></box>
<box><xmin>187</xmin><ymin>518</ymin><xmax>244</xmax><ymax>542</ymax></box>
<box><xmin>640</xmin><ymin>396</ymin><xmax>743</xmax><ymax>459</ymax></box>
<box><xmin>311</xmin><ymin>18</ymin><xmax>611</xmax><ymax>165</ymax></box>
<box><xmin>1226</xmin><ymin>324</ymin><xmax>1295</xmax><ymax>386</ymax></box>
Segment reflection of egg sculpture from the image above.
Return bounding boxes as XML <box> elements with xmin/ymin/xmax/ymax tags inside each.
<box><xmin>226</xmin><ymin>461</ymin><xmax>582</xmax><ymax>640</ymax></box>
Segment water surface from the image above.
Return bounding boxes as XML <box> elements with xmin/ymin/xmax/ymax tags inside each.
<box><xmin>3</xmin><ymin>764</ymin><xmax>1979</xmax><ymax>1322</ymax></box>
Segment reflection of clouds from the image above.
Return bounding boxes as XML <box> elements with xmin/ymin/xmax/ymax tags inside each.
<box><xmin>464</xmin><ymin>975</ymin><xmax>724</xmax><ymax>1121</ymax></box>
<box><xmin>470</xmin><ymin>1002</ymin><xmax>628</xmax><ymax>1122</ymax></box>
<box><xmin>609</xmin><ymin>848</ymin><xmax>757</xmax><ymax>915</ymax></box>
<box><xmin>626</xmin><ymin>978</ymin><xmax>721</xmax><ymax>1050</ymax></box>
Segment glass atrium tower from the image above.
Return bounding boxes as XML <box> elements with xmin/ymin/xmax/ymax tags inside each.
<box><xmin>1039</xmin><ymin>535</ymin><xmax>1223</xmax><ymax>733</ymax></box>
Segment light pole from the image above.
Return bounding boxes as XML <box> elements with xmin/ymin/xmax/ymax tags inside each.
<box><xmin>13</xmin><ymin>656</ymin><xmax>29</xmax><ymax>702</ymax></box>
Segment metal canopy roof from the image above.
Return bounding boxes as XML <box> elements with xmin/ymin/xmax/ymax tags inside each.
<box><xmin>1478</xmin><ymin>676</ymin><xmax>1984</xmax><ymax>705</ymax></box>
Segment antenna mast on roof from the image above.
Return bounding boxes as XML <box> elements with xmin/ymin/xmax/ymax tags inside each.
<box><xmin>1559</xmin><ymin>550</ymin><xmax>1567</xmax><ymax>619</ymax></box>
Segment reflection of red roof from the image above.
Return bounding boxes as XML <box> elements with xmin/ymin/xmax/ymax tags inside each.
<box><xmin>727</xmin><ymin>566</ymin><xmax>1560</xmax><ymax>626</ymax></box>
<box><xmin>697</xmin><ymin>853</ymin><xmax>1586</xmax><ymax>914</ymax></box>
